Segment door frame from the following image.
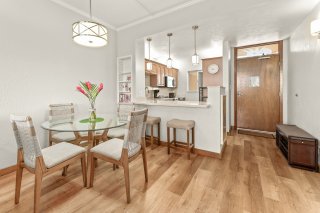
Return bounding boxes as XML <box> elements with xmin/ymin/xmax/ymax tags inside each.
<box><xmin>233</xmin><ymin>40</ymin><xmax>283</xmax><ymax>130</ymax></box>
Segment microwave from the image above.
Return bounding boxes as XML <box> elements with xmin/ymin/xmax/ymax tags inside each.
<box><xmin>165</xmin><ymin>76</ymin><xmax>175</xmax><ymax>88</ymax></box>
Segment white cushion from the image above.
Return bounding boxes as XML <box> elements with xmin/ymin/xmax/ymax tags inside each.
<box><xmin>91</xmin><ymin>138</ymin><xmax>141</xmax><ymax>160</ymax></box>
<box><xmin>52</xmin><ymin>132</ymin><xmax>76</xmax><ymax>142</ymax></box>
<box><xmin>42</xmin><ymin>142</ymin><xmax>86</xmax><ymax>168</ymax></box>
<box><xmin>107</xmin><ymin>128</ymin><xmax>125</xmax><ymax>138</ymax></box>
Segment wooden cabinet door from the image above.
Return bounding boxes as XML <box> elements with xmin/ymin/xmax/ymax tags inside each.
<box><xmin>172</xmin><ymin>69</ymin><xmax>178</xmax><ymax>87</ymax></box>
<box><xmin>160</xmin><ymin>66</ymin><xmax>165</xmax><ymax>86</ymax></box>
<box><xmin>151</xmin><ymin>63</ymin><xmax>157</xmax><ymax>75</ymax></box>
<box><xmin>168</xmin><ymin>68</ymin><xmax>173</xmax><ymax>77</ymax></box>
<box><xmin>164</xmin><ymin>68</ymin><xmax>169</xmax><ymax>77</ymax></box>
<box><xmin>157</xmin><ymin>65</ymin><xmax>162</xmax><ymax>86</ymax></box>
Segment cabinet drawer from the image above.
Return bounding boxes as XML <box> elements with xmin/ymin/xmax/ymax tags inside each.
<box><xmin>289</xmin><ymin>139</ymin><xmax>316</xmax><ymax>167</ymax></box>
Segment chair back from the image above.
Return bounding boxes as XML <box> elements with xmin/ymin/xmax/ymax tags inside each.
<box><xmin>10</xmin><ymin>115</ymin><xmax>42</xmax><ymax>169</ymax></box>
<box><xmin>49</xmin><ymin>103</ymin><xmax>74</xmax><ymax>124</ymax></box>
<box><xmin>118</xmin><ymin>104</ymin><xmax>135</xmax><ymax>121</ymax></box>
<box><xmin>123</xmin><ymin>109</ymin><xmax>148</xmax><ymax>155</ymax></box>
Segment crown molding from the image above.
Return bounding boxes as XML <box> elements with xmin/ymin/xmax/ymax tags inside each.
<box><xmin>50</xmin><ymin>0</ymin><xmax>116</xmax><ymax>31</ymax></box>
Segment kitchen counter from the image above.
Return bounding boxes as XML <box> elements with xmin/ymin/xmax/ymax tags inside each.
<box><xmin>133</xmin><ymin>100</ymin><xmax>210</xmax><ymax>108</ymax></box>
<box><xmin>133</xmin><ymin>86</ymin><xmax>227</xmax><ymax>156</ymax></box>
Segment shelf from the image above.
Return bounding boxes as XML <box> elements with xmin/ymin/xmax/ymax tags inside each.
<box><xmin>119</xmin><ymin>91</ymin><xmax>131</xmax><ymax>93</ymax></box>
<box><xmin>119</xmin><ymin>81</ymin><xmax>131</xmax><ymax>83</ymax></box>
<box><xmin>120</xmin><ymin>72</ymin><xmax>131</xmax><ymax>75</ymax></box>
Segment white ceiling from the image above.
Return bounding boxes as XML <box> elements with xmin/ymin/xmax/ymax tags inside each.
<box><xmin>51</xmin><ymin>0</ymin><xmax>206</xmax><ymax>30</ymax></box>
<box><xmin>52</xmin><ymin>0</ymin><xmax>320</xmax><ymax>33</ymax></box>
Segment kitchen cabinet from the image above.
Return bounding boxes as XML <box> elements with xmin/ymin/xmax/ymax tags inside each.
<box><xmin>158</xmin><ymin>66</ymin><xmax>165</xmax><ymax>86</ymax></box>
<box><xmin>172</xmin><ymin>69</ymin><xmax>178</xmax><ymax>87</ymax></box>
<box><xmin>145</xmin><ymin>59</ymin><xmax>157</xmax><ymax>75</ymax></box>
<box><xmin>145</xmin><ymin>59</ymin><xmax>178</xmax><ymax>87</ymax></box>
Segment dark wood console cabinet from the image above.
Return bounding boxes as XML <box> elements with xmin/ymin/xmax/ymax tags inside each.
<box><xmin>276</xmin><ymin>124</ymin><xmax>318</xmax><ymax>172</ymax></box>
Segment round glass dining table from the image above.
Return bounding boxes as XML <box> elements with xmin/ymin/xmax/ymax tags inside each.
<box><xmin>41</xmin><ymin>114</ymin><xmax>127</xmax><ymax>186</ymax></box>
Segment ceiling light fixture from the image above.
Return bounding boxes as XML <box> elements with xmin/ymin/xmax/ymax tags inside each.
<box><xmin>192</xmin><ymin>25</ymin><xmax>200</xmax><ymax>65</ymax></box>
<box><xmin>146</xmin><ymin>38</ymin><xmax>153</xmax><ymax>71</ymax></box>
<box><xmin>311</xmin><ymin>19</ymin><xmax>320</xmax><ymax>39</ymax></box>
<box><xmin>167</xmin><ymin>33</ymin><xmax>173</xmax><ymax>68</ymax></box>
<box><xmin>72</xmin><ymin>0</ymin><xmax>108</xmax><ymax>47</ymax></box>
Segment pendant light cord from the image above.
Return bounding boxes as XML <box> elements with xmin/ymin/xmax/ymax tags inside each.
<box><xmin>148</xmin><ymin>40</ymin><xmax>151</xmax><ymax>60</ymax></box>
<box><xmin>89</xmin><ymin>0</ymin><xmax>92</xmax><ymax>20</ymax></box>
<box><xmin>169</xmin><ymin>36</ymin><xmax>171</xmax><ymax>58</ymax></box>
<box><xmin>194</xmin><ymin>28</ymin><xmax>197</xmax><ymax>55</ymax></box>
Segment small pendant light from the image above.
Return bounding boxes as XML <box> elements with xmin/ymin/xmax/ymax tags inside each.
<box><xmin>167</xmin><ymin>33</ymin><xmax>173</xmax><ymax>68</ymax></box>
<box><xmin>192</xmin><ymin>25</ymin><xmax>199</xmax><ymax>65</ymax></box>
<box><xmin>146</xmin><ymin>38</ymin><xmax>153</xmax><ymax>71</ymax></box>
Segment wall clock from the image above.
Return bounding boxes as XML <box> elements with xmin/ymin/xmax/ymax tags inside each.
<box><xmin>208</xmin><ymin>64</ymin><xmax>219</xmax><ymax>74</ymax></box>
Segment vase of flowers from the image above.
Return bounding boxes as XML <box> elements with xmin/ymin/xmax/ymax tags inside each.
<box><xmin>76</xmin><ymin>81</ymin><xmax>103</xmax><ymax>122</ymax></box>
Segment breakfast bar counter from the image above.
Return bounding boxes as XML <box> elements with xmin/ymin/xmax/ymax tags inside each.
<box><xmin>133</xmin><ymin>86</ymin><xmax>226</xmax><ymax>157</ymax></box>
<box><xmin>133</xmin><ymin>100</ymin><xmax>210</xmax><ymax>108</ymax></box>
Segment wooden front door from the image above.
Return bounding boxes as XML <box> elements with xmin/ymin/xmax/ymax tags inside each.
<box><xmin>237</xmin><ymin>54</ymin><xmax>280</xmax><ymax>132</ymax></box>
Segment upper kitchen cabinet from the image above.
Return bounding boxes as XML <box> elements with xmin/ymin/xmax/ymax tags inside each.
<box><xmin>145</xmin><ymin>59</ymin><xmax>178</xmax><ymax>87</ymax></box>
<box><xmin>145</xmin><ymin>59</ymin><xmax>157</xmax><ymax>75</ymax></box>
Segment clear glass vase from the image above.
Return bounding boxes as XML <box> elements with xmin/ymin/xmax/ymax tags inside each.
<box><xmin>89</xmin><ymin>107</ymin><xmax>96</xmax><ymax>122</ymax></box>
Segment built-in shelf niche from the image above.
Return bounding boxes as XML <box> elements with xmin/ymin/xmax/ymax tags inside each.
<box><xmin>117</xmin><ymin>55</ymin><xmax>133</xmax><ymax>103</ymax></box>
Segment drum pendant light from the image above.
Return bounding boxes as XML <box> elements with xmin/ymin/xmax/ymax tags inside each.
<box><xmin>72</xmin><ymin>0</ymin><xmax>108</xmax><ymax>47</ymax></box>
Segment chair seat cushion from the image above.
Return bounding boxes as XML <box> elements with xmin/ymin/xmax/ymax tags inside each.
<box><xmin>52</xmin><ymin>132</ymin><xmax>76</xmax><ymax>142</ymax></box>
<box><xmin>42</xmin><ymin>142</ymin><xmax>86</xmax><ymax>168</ymax></box>
<box><xmin>107</xmin><ymin>128</ymin><xmax>125</xmax><ymax>138</ymax></box>
<box><xmin>167</xmin><ymin>119</ymin><xmax>195</xmax><ymax>130</ymax></box>
<box><xmin>90</xmin><ymin>138</ymin><xmax>141</xmax><ymax>160</ymax></box>
<box><xmin>147</xmin><ymin>116</ymin><xmax>161</xmax><ymax>125</ymax></box>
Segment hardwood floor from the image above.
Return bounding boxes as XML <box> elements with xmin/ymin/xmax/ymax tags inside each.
<box><xmin>1</xmin><ymin>134</ymin><xmax>320</xmax><ymax>212</ymax></box>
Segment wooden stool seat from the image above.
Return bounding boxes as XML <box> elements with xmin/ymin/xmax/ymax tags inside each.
<box><xmin>167</xmin><ymin>119</ymin><xmax>195</xmax><ymax>130</ymax></box>
<box><xmin>167</xmin><ymin>119</ymin><xmax>195</xmax><ymax>160</ymax></box>
<box><xmin>146</xmin><ymin>116</ymin><xmax>161</xmax><ymax>147</ymax></box>
<box><xmin>147</xmin><ymin>116</ymin><xmax>161</xmax><ymax>125</ymax></box>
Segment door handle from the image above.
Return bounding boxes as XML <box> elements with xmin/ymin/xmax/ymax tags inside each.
<box><xmin>237</xmin><ymin>91</ymin><xmax>242</xmax><ymax>96</ymax></box>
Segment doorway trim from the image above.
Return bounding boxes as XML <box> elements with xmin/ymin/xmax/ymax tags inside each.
<box><xmin>233</xmin><ymin>40</ymin><xmax>283</xmax><ymax>130</ymax></box>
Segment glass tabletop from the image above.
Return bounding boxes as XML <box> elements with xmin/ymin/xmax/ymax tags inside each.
<box><xmin>41</xmin><ymin>114</ymin><xmax>127</xmax><ymax>132</ymax></box>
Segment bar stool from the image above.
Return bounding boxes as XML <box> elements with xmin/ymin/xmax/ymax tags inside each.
<box><xmin>167</xmin><ymin>119</ymin><xmax>195</xmax><ymax>160</ymax></box>
<box><xmin>146</xmin><ymin>116</ymin><xmax>161</xmax><ymax>148</ymax></box>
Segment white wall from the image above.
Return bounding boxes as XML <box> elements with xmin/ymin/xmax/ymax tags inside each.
<box><xmin>0</xmin><ymin>0</ymin><xmax>117</xmax><ymax>169</ymax></box>
<box><xmin>223</xmin><ymin>41</ymin><xmax>231</xmax><ymax>132</ymax></box>
<box><xmin>288</xmin><ymin>3</ymin><xmax>320</xmax><ymax>140</ymax></box>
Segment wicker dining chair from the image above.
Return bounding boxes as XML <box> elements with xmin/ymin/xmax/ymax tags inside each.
<box><xmin>10</xmin><ymin>115</ymin><xmax>86</xmax><ymax>213</ymax></box>
<box><xmin>107</xmin><ymin>104</ymin><xmax>135</xmax><ymax>139</ymax></box>
<box><xmin>89</xmin><ymin>108</ymin><xmax>148</xmax><ymax>203</ymax></box>
<box><xmin>48</xmin><ymin>103</ymin><xmax>80</xmax><ymax>146</ymax></box>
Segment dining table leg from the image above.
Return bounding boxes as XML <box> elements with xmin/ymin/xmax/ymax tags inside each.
<box><xmin>86</xmin><ymin>130</ymin><xmax>95</xmax><ymax>188</ymax></box>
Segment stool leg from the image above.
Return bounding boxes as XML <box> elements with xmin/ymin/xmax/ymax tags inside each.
<box><xmin>167</xmin><ymin>127</ymin><xmax>170</xmax><ymax>154</ymax></box>
<box><xmin>192</xmin><ymin>127</ymin><xmax>195</xmax><ymax>153</ymax></box>
<box><xmin>187</xmin><ymin>130</ymin><xmax>190</xmax><ymax>160</ymax></box>
<box><xmin>151</xmin><ymin>125</ymin><xmax>154</xmax><ymax>149</ymax></box>
<box><xmin>157</xmin><ymin>123</ymin><xmax>161</xmax><ymax>145</ymax></box>
<box><xmin>173</xmin><ymin>128</ymin><xmax>176</xmax><ymax>146</ymax></box>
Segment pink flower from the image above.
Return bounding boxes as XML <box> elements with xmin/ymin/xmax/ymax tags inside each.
<box><xmin>86</xmin><ymin>81</ymin><xmax>92</xmax><ymax>90</ymax></box>
<box><xmin>76</xmin><ymin>86</ymin><xmax>86</xmax><ymax>95</ymax></box>
<box><xmin>98</xmin><ymin>83</ymin><xmax>103</xmax><ymax>92</ymax></box>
